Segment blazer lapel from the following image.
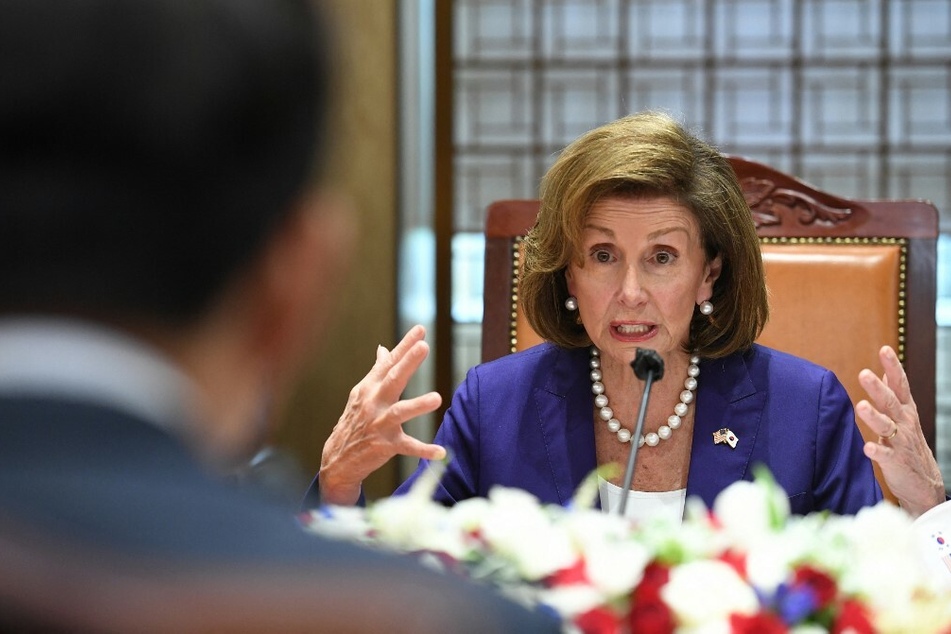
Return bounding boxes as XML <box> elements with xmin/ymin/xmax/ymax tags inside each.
<box><xmin>531</xmin><ymin>346</ymin><xmax>597</xmax><ymax>506</ymax></box>
<box><xmin>686</xmin><ymin>349</ymin><xmax>766</xmax><ymax>508</ymax></box>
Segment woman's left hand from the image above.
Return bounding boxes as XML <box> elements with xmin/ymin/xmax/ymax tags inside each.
<box><xmin>856</xmin><ymin>345</ymin><xmax>945</xmax><ymax>517</ymax></box>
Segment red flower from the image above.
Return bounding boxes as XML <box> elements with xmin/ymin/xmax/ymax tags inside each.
<box><xmin>628</xmin><ymin>599</ymin><xmax>675</xmax><ymax>634</ymax></box>
<box><xmin>718</xmin><ymin>549</ymin><xmax>748</xmax><ymax>579</ymax></box>
<box><xmin>633</xmin><ymin>561</ymin><xmax>670</xmax><ymax>604</ymax></box>
<box><xmin>628</xmin><ymin>562</ymin><xmax>674</xmax><ymax>634</ymax></box>
<box><xmin>792</xmin><ymin>565</ymin><xmax>837</xmax><ymax>609</ymax></box>
<box><xmin>730</xmin><ymin>612</ymin><xmax>787</xmax><ymax>634</ymax></box>
<box><xmin>548</xmin><ymin>557</ymin><xmax>588</xmax><ymax>587</ymax></box>
<box><xmin>832</xmin><ymin>599</ymin><xmax>875</xmax><ymax>634</ymax></box>
<box><xmin>575</xmin><ymin>606</ymin><xmax>623</xmax><ymax>634</ymax></box>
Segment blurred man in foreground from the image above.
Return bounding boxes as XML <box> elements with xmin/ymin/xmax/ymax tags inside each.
<box><xmin>0</xmin><ymin>1</ymin><xmax>557</xmax><ymax>630</ymax></box>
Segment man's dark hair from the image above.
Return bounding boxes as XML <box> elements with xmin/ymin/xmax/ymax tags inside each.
<box><xmin>0</xmin><ymin>0</ymin><xmax>333</xmax><ymax>325</ymax></box>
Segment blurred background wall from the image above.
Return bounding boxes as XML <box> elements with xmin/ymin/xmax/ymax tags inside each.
<box><xmin>273</xmin><ymin>0</ymin><xmax>402</xmax><ymax>500</ymax></box>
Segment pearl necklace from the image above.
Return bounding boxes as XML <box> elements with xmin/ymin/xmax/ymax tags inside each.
<box><xmin>589</xmin><ymin>347</ymin><xmax>700</xmax><ymax>447</ymax></box>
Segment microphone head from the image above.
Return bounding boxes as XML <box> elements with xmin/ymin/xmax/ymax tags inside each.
<box><xmin>631</xmin><ymin>348</ymin><xmax>665</xmax><ymax>381</ymax></box>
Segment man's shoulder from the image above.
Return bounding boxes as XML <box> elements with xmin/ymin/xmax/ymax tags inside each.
<box><xmin>0</xmin><ymin>396</ymin><xmax>561</xmax><ymax>633</ymax></box>
<box><xmin>0</xmin><ymin>396</ymin><xmax>340</xmax><ymax>562</ymax></box>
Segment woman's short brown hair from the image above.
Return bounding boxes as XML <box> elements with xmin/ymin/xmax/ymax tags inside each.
<box><xmin>520</xmin><ymin>111</ymin><xmax>768</xmax><ymax>359</ymax></box>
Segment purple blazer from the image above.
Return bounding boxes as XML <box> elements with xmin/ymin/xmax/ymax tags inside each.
<box><xmin>397</xmin><ymin>342</ymin><xmax>882</xmax><ymax>515</ymax></box>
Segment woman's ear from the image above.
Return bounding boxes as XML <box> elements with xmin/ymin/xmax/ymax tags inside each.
<box><xmin>698</xmin><ymin>253</ymin><xmax>723</xmax><ymax>302</ymax></box>
<box><xmin>564</xmin><ymin>266</ymin><xmax>575</xmax><ymax>296</ymax></box>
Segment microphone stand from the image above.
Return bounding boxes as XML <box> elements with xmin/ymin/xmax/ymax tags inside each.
<box><xmin>617</xmin><ymin>349</ymin><xmax>665</xmax><ymax>516</ymax></box>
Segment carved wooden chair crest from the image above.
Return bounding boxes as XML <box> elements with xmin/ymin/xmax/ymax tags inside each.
<box><xmin>482</xmin><ymin>156</ymin><xmax>938</xmax><ymax>499</ymax></box>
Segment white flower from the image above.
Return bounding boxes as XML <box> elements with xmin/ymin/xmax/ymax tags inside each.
<box><xmin>304</xmin><ymin>505</ymin><xmax>372</xmax><ymax>542</ymax></box>
<box><xmin>743</xmin><ymin>516</ymin><xmax>820</xmax><ymax>594</ymax></box>
<box><xmin>478</xmin><ymin>486</ymin><xmax>577</xmax><ymax>580</ymax></box>
<box><xmin>367</xmin><ymin>494</ymin><xmax>463</xmax><ymax>555</ymax></box>
<box><xmin>712</xmin><ymin>476</ymin><xmax>789</xmax><ymax>549</ymax></box>
<box><xmin>537</xmin><ymin>584</ymin><xmax>607</xmax><ymax>620</ymax></box>
<box><xmin>446</xmin><ymin>495</ymin><xmax>493</xmax><ymax>531</ymax></box>
<box><xmin>789</xmin><ymin>625</ymin><xmax>828</xmax><ymax>634</ymax></box>
<box><xmin>586</xmin><ymin>539</ymin><xmax>651</xmax><ymax>597</ymax></box>
<box><xmin>873</xmin><ymin>595</ymin><xmax>951</xmax><ymax>634</ymax></box>
<box><xmin>797</xmin><ymin>513</ymin><xmax>852</xmax><ymax>576</ymax></box>
<box><xmin>660</xmin><ymin>560</ymin><xmax>759</xmax><ymax>628</ymax></box>
<box><xmin>743</xmin><ymin>533</ymin><xmax>798</xmax><ymax>594</ymax></box>
<box><xmin>299</xmin><ymin>468</ymin><xmax>951</xmax><ymax>634</ymax></box>
<box><xmin>835</xmin><ymin>503</ymin><xmax>930</xmax><ymax>615</ymax></box>
<box><xmin>557</xmin><ymin>510</ymin><xmax>649</xmax><ymax>595</ymax></box>
<box><xmin>637</xmin><ymin>508</ymin><xmax>724</xmax><ymax>563</ymax></box>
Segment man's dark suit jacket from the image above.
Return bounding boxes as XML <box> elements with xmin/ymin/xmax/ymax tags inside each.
<box><xmin>0</xmin><ymin>396</ymin><xmax>559</xmax><ymax>632</ymax></box>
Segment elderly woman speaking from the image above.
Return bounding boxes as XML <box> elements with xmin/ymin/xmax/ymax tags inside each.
<box><xmin>315</xmin><ymin>111</ymin><xmax>883</xmax><ymax>523</ymax></box>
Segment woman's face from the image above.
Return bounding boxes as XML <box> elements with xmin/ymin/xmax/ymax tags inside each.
<box><xmin>565</xmin><ymin>195</ymin><xmax>721</xmax><ymax>368</ymax></box>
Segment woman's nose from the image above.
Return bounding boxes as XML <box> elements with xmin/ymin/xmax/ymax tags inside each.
<box><xmin>619</xmin><ymin>265</ymin><xmax>647</xmax><ymax>305</ymax></box>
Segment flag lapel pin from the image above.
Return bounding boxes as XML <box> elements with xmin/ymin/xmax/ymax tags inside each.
<box><xmin>713</xmin><ymin>428</ymin><xmax>738</xmax><ymax>449</ymax></box>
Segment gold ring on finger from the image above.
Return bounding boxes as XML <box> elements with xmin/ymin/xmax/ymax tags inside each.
<box><xmin>880</xmin><ymin>425</ymin><xmax>898</xmax><ymax>442</ymax></box>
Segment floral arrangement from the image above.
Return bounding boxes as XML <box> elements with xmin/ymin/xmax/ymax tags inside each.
<box><xmin>301</xmin><ymin>466</ymin><xmax>951</xmax><ymax>634</ymax></box>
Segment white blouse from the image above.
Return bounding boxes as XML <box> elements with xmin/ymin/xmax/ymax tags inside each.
<box><xmin>598</xmin><ymin>477</ymin><xmax>686</xmax><ymax>525</ymax></box>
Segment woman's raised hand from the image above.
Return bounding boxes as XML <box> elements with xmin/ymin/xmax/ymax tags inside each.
<box><xmin>318</xmin><ymin>325</ymin><xmax>445</xmax><ymax>505</ymax></box>
<box><xmin>856</xmin><ymin>345</ymin><xmax>945</xmax><ymax>517</ymax></box>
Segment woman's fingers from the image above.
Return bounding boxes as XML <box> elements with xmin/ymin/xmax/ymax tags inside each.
<box><xmin>367</xmin><ymin>325</ymin><xmax>426</xmax><ymax>379</ymax></box>
<box><xmin>319</xmin><ymin>326</ymin><xmax>441</xmax><ymax>505</ymax></box>
<box><xmin>856</xmin><ymin>345</ymin><xmax>945</xmax><ymax>517</ymax></box>
<box><xmin>399</xmin><ymin>436</ymin><xmax>447</xmax><ymax>462</ymax></box>
<box><xmin>855</xmin><ymin>397</ymin><xmax>895</xmax><ymax>440</ymax></box>
<box><xmin>387</xmin><ymin>392</ymin><xmax>442</xmax><ymax>425</ymax></box>
<box><xmin>376</xmin><ymin>339</ymin><xmax>431</xmax><ymax>403</ymax></box>
<box><xmin>878</xmin><ymin>345</ymin><xmax>913</xmax><ymax>404</ymax></box>
<box><xmin>857</xmin><ymin>369</ymin><xmax>902</xmax><ymax>421</ymax></box>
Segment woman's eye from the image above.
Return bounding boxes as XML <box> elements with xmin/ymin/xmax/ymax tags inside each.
<box><xmin>594</xmin><ymin>250</ymin><xmax>612</xmax><ymax>263</ymax></box>
<box><xmin>653</xmin><ymin>251</ymin><xmax>674</xmax><ymax>265</ymax></box>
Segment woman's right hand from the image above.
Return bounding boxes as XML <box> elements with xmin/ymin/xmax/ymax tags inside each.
<box><xmin>318</xmin><ymin>325</ymin><xmax>445</xmax><ymax>505</ymax></box>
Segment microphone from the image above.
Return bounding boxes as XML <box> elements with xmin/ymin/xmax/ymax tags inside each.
<box><xmin>617</xmin><ymin>348</ymin><xmax>665</xmax><ymax>516</ymax></box>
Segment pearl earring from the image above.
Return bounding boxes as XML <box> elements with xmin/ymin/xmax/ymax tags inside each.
<box><xmin>699</xmin><ymin>300</ymin><xmax>714</xmax><ymax>316</ymax></box>
<box><xmin>565</xmin><ymin>296</ymin><xmax>578</xmax><ymax>312</ymax></box>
